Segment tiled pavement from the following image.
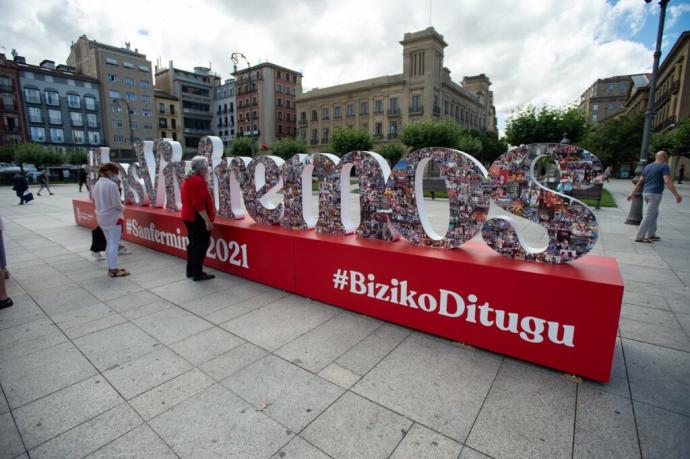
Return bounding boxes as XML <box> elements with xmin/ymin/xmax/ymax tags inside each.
<box><xmin>0</xmin><ymin>179</ymin><xmax>689</xmax><ymax>458</ymax></box>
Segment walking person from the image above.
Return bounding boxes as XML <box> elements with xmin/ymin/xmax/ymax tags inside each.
<box><xmin>93</xmin><ymin>163</ymin><xmax>129</xmax><ymax>277</ymax></box>
<box><xmin>604</xmin><ymin>165</ymin><xmax>612</xmax><ymax>182</ymax></box>
<box><xmin>181</xmin><ymin>156</ymin><xmax>215</xmax><ymax>282</ymax></box>
<box><xmin>679</xmin><ymin>164</ymin><xmax>685</xmax><ymax>185</ymax></box>
<box><xmin>11</xmin><ymin>172</ymin><xmax>31</xmax><ymax>205</ymax></box>
<box><xmin>79</xmin><ymin>167</ymin><xmax>88</xmax><ymax>192</ymax></box>
<box><xmin>37</xmin><ymin>171</ymin><xmax>53</xmax><ymax>196</ymax></box>
<box><xmin>627</xmin><ymin>151</ymin><xmax>683</xmax><ymax>243</ymax></box>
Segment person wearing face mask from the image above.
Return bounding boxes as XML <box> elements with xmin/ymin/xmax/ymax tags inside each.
<box><xmin>181</xmin><ymin>156</ymin><xmax>215</xmax><ymax>281</ymax></box>
<box><xmin>93</xmin><ymin>163</ymin><xmax>129</xmax><ymax>277</ymax></box>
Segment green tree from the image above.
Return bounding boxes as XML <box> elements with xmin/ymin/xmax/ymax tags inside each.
<box><xmin>580</xmin><ymin>113</ymin><xmax>644</xmax><ymax>168</ymax></box>
<box><xmin>66</xmin><ymin>147</ymin><xmax>87</xmax><ymax>164</ymax></box>
<box><xmin>505</xmin><ymin>105</ymin><xmax>590</xmax><ymax>146</ymax></box>
<box><xmin>468</xmin><ymin>129</ymin><xmax>509</xmax><ymax>164</ymax></box>
<box><xmin>399</xmin><ymin>119</ymin><xmax>484</xmax><ymax>158</ymax></box>
<box><xmin>376</xmin><ymin>141</ymin><xmax>406</xmax><ymax>166</ymax></box>
<box><xmin>650</xmin><ymin>117</ymin><xmax>690</xmax><ymax>157</ymax></box>
<box><xmin>231</xmin><ymin>137</ymin><xmax>254</xmax><ymax>156</ymax></box>
<box><xmin>330</xmin><ymin>127</ymin><xmax>373</xmax><ymax>155</ymax></box>
<box><xmin>0</xmin><ymin>144</ymin><xmax>16</xmax><ymax>163</ymax></box>
<box><xmin>270</xmin><ymin>138</ymin><xmax>307</xmax><ymax>159</ymax></box>
<box><xmin>14</xmin><ymin>144</ymin><xmax>64</xmax><ymax>176</ymax></box>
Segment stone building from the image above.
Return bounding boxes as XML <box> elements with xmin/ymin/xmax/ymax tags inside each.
<box><xmin>652</xmin><ymin>31</ymin><xmax>689</xmax><ymax>133</ymax></box>
<box><xmin>16</xmin><ymin>58</ymin><xmax>103</xmax><ymax>149</ymax></box>
<box><xmin>579</xmin><ymin>75</ymin><xmax>634</xmax><ymax>124</ymax></box>
<box><xmin>232</xmin><ymin>62</ymin><xmax>302</xmax><ymax>148</ymax></box>
<box><xmin>296</xmin><ymin>27</ymin><xmax>496</xmax><ymax>150</ymax></box>
<box><xmin>212</xmin><ymin>79</ymin><xmax>236</xmax><ymax>148</ymax></box>
<box><xmin>0</xmin><ymin>54</ymin><xmax>26</xmax><ymax>145</ymax></box>
<box><xmin>67</xmin><ymin>36</ymin><xmax>156</xmax><ymax>158</ymax></box>
<box><xmin>154</xmin><ymin>61</ymin><xmax>221</xmax><ymax>149</ymax></box>
<box><xmin>154</xmin><ymin>89</ymin><xmax>181</xmax><ymax>143</ymax></box>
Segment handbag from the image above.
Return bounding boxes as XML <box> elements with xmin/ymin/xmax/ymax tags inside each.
<box><xmin>23</xmin><ymin>190</ymin><xmax>34</xmax><ymax>203</ymax></box>
<box><xmin>91</xmin><ymin>227</ymin><xmax>107</xmax><ymax>252</ymax></box>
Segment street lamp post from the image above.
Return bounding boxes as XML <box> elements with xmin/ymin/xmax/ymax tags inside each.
<box><xmin>113</xmin><ymin>97</ymin><xmax>135</xmax><ymax>159</ymax></box>
<box><xmin>231</xmin><ymin>52</ymin><xmax>255</xmax><ymax>157</ymax></box>
<box><xmin>625</xmin><ymin>0</ymin><xmax>670</xmax><ymax>225</ymax></box>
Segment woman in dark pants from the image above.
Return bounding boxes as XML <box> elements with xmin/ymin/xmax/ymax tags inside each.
<box><xmin>181</xmin><ymin>156</ymin><xmax>215</xmax><ymax>282</ymax></box>
<box><xmin>11</xmin><ymin>172</ymin><xmax>29</xmax><ymax>205</ymax></box>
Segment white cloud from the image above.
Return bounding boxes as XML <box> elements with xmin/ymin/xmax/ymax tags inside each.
<box><xmin>0</xmin><ymin>0</ymin><xmax>659</xmax><ymax>128</ymax></box>
<box><xmin>668</xmin><ymin>3</ymin><xmax>690</xmax><ymax>27</ymax></box>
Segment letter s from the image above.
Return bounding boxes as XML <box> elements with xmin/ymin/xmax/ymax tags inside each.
<box><xmin>482</xmin><ymin>143</ymin><xmax>602</xmax><ymax>263</ymax></box>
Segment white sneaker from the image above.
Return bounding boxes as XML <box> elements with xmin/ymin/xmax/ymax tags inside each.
<box><xmin>118</xmin><ymin>246</ymin><xmax>131</xmax><ymax>255</ymax></box>
<box><xmin>91</xmin><ymin>252</ymin><xmax>105</xmax><ymax>261</ymax></box>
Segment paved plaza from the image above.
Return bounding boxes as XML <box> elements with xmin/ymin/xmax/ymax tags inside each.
<box><xmin>0</xmin><ymin>179</ymin><xmax>689</xmax><ymax>458</ymax></box>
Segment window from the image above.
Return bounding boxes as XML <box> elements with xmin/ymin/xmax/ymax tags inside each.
<box><xmin>70</xmin><ymin>112</ymin><xmax>84</xmax><ymax>126</ymax></box>
<box><xmin>49</xmin><ymin>128</ymin><xmax>64</xmax><ymax>143</ymax></box>
<box><xmin>28</xmin><ymin>107</ymin><xmax>42</xmax><ymax>123</ymax></box>
<box><xmin>86</xmin><ymin>113</ymin><xmax>98</xmax><ymax>128</ymax></box>
<box><xmin>48</xmin><ymin>109</ymin><xmax>62</xmax><ymax>125</ymax></box>
<box><xmin>24</xmin><ymin>88</ymin><xmax>41</xmax><ymax>104</ymax></box>
<box><xmin>72</xmin><ymin>130</ymin><xmax>85</xmax><ymax>144</ymax></box>
<box><xmin>171</xmin><ymin>119</ymin><xmax>176</xmax><ymax>129</ymax></box>
<box><xmin>278</xmin><ymin>112</ymin><xmax>283</xmax><ymax>121</ymax></box>
<box><xmin>311</xmin><ymin>110</ymin><xmax>318</xmax><ymax>121</ymax></box>
<box><xmin>112</xmin><ymin>104</ymin><xmax>122</xmax><ymax>113</ymax></box>
<box><xmin>592</xmin><ymin>104</ymin><xmax>599</xmax><ymax>112</ymax></box>
<box><xmin>322</xmin><ymin>128</ymin><xmax>329</xmax><ymax>143</ymax></box>
<box><xmin>67</xmin><ymin>94</ymin><xmax>81</xmax><ymax>109</ymax></box>
<box><xmin>84</xmin><ymin>96</ymin><xmax>96</xmax><ymax>110</ymax></box>
<box><xmin>360</xmin><ymin>101</ymin><xmax>368</xmax><ymax>115</ymax></box>
<box><xmin>126</xmin><ymin>92</ymin><xmax>136</xmax><ymax>102</ymax></box>
<box><xmin>311</xmin><ymin>128</ymin><xmax>318</xmax><ymax>143</ymax></box>
<box><xmin>105</xmin><ymin>58</ymin><xmax>118</xmax><ymax>65</ymax></box>
<box><xmin>113</xmin><ymin>134</ymin><xmax>126</xmax><ymax>143</ymax></box>
<box><xmin>412</xmin><ymin>95</ymin><xmax>421</xmax><ymax>111</ymax></box>
<box><xmin>138</xmin><ymin>64</ymin><xmax>148</xmax><ymax>72</ymax></box>
<box><xmin>172</xmin><ymin>132</ymin><xmax>177</xmax><ymax>141</ymax></box>
<box><xmin>124</xmin><ymin>77</ymin><xmax>135</xmax><ymax>86</ymax></box>
<box><xmin>107</xmin><ymin>74</ymin><xmax>118</xmax><ymax>82</ymax></box>
<box><xmin>143</xmin><ymin>109</ymin><xmax>152</xmax><ymax>118</ymax></box>
<box><xmin>277</xmin><ymin>84</ymin><xmax>282</xmax><ymax>93</ymax></box>
<box><xmin>334</xmin><ymin>106</ymin><xmax>341</xmax><ymax>118</ymax></box>
<box><xmin>109</xmin><ymin>90</ymin><xmax>120</xmax><ymax>99</ymax></box>
<box><xmin>88</xmin><ymin>131</ymin><xmax>100</xmax><ymax>145</ymax></box>
<box><xmin>375</xmin><ymin>122</ymin><xmax>383</xmax><ymax>136</ymax></box>
<box><xmin>141</xmin><ymin>95</ymin><xmax>151</xmax><ymax>105</ymax></box>
<box><xmin>607</xmin><ymin>103</ymin><xmax>615</xmax><ymax>111</ymax></box>
<box><xmin>322</xmin><ymin>108</ymin><xmax>329</xmax><ymax>120</ymax></box>
<box><xmin>170</xmin><ymin>104</ymin><xmax>175</xmax><ymax>115</ymax></box>
<box><xmin>123</xmin><ymin>61</ymin><xmax>134</xmax><ymax>69</ymax></box>
<box><xmin>390</xmin><ymin>97</ymin><xmax>398</xmax><ymax>112</ymax></box>
<box><xmin>374</xmin><ymin>100</ymin><xmax>383</xmax><ymax>114</ymax></box>
<box><xmin>0</xmin><ymin>76</ymin><xmax>10</xmax><ymax>88</ymax></box>
<box><xmin>45</xmin><ymin>91</ymin><xmax>60</xmax><ymax>106</ymax></box>
<box><xmin>140</xmin><ymin>80</ymin><xmax>150</xmax><ymax>88</ymax></box>
<box><xmin>143</xmin><ymin>123</ymin><xmax>153</xmax><ymax>130</ymax></box>
<box><xmin>346</xmin><ymin>103</ymin><xmax>354</xmax><ymax>116</ymax></box>
<box><xmin>112</xmin><ymin>119</ymin><xmax>123</xmax><ymax>128</ymax></box>
<box><xmin>591</xmin><ymin>114</ymin><xmax>597</xmax><ymax>122</ymax></box>
<box><xmin>286</xmin><ymin>100</ymin><xmax>291</xmax><ymax>108</ymax></box>
<box><xmin>30</xmin><ymin>126</ymin><xmax>45</xmax><ymax>142</ymax></box>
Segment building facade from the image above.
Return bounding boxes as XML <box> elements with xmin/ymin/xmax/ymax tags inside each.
<box><xmin>212</xmin><ymin>79</ymin><xmax>236</xmax><ymax>148</ymax></box>
<box><xmin>232</xmin><ymin>62</ymin><xmax>301</xmax><ymax>147</ymax></box>
<box><xmin>154</xmin><ymin>61</ymin><xmax>220</xmax><ymax>148</ymax></box>
<box><xmin>652</xmin><ymin>31</ymin><xmax>690</xmax><ymax>133</ymax></box>
<box><xmin>296</xmin><ymin>27</ymin><xmax>496</xmax><ymax>150</ymax></box>
<box><xmin>67</xmin><ymin>35</ymin><xmax>156</xmax><ymax>157</ymax></box>
<box><xmin>0</xmin><ymin>54</ymin><xmax>27</xmax><ymax>145</ymax></box>
<box><xmin>579</xmin><ymin>75</ymin><xmax>634</xmax><ymax>124</ymax></box>
<box><xmin>16</xmin><ymin>58</ymin><xmax>103</xmax><ymax>149</ymax></box>
<box><xmin>617</xmin><ymin>73</ymin><xmax>651</xmax><ymax>119</ymax></box>
<box><xmin>154</xmin><ymin>89</ymin><xmax>181</xmax><ymax>142</ymax></box>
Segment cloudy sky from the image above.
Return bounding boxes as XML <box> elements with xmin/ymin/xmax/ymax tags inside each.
<box><xmin>1</xmin><ymin>0</ymin><xmax>689</xmax><ymax>131</ymax></box>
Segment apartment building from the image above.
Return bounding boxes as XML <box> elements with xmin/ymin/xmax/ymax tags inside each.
<box><xmin>652</xmin><ymin>31</ymin><xmax>690</xmax><ymax>133</ymax></box>
<box><xmin>16</xmin><ymin>58</ymin><xmax>103</xmax><ymax>149</ymax></box>
<box><xmin>67</xmin><ymin>35</ymin><xmax>155</xmax><ymax>157</ymax></box>
<box><xmin>154</xmin><ymin>89</ymin><xmax>181</xmax><ymax>142</ymax></box>
<box><xmin>0</xmin><ymin>54</ymin><xmax>26</xmax><ymax>145</ymax></box>
<box><xmin>232</xmin><ymin>62</ymin><xmax>302</xmax><ymax>147</ymax></box>
<box><xmin>296</xmin><ymin>27</ymin><xmax>496</xmax><ymax>150</ymax></box>
<box><xmin>154</xmin><ymin>61</ymin><xmax>221</xmax><ymax>148</ymax></box>
<box><xmin>579</xmin><ymin>75</ymin><xmax>634</xmax><ymax>124</ymax></box>
<box><xmin>212</xmin><ymin>79</ymin><xmax>236</xmax><ymax>148</ymax></box>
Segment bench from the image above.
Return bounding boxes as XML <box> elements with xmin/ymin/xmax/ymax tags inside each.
<box><xmin>570</xmin><ymin>183</ymin><xmax>604</xmax><ymax>209</ymax></box>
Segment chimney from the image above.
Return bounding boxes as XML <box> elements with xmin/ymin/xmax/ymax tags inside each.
<box><xmin>13</xmin><ymin>55</ymin><xmax>26</xmax><ymax>64</ymax></box>
<box><xmin>169</xmin><ymin>59</ymin><xmax>173</xmax><ymax>70</ymax></box>
<box><xmin>40</xmin><ymin>60</ymin><xmax>56</xmax><ymax>70</ymax></box>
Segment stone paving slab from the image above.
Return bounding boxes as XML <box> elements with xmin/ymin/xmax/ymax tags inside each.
<box><xmin>0</xmin><ymin>181</ymin><xmax>689</xmax><ymax>458</ymax></box>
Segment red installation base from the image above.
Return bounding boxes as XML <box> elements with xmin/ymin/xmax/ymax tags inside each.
<box><xmin>73</xmin><ymin>198</ymin><xmax>624</xmax><ymax>382</ymax></box>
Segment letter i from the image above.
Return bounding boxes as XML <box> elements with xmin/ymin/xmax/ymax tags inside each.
<box><xmin>465</xmin><ymin>294</ymin><xmax>477</xmax><ymax>323</ymax></box>
<box><xmin>367</xmin><ymin>274</ymin><xmax>376</xmax><ymax>298</ymax></box>
<box><xmin>390</xmin><ymin>279</ymin><xmax>399</xmax><ymax>304</ymax></box>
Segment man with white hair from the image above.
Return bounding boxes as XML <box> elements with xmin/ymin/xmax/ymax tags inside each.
<box><xmin>627</xmin><ymin>151</ymin><xmax>682</xmax><ymax>243</ymax></box>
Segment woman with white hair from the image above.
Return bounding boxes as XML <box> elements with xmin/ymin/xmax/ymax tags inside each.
<box><xmin>180</xmin><ymin>156</ymin><xmax>215</xmax><ymax>281</ymax></box>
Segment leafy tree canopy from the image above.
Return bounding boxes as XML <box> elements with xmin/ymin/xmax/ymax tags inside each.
<box><xmin>505</xmin><ymin>105</ymin><xmax>590</xmax><ymax>146</ymax></box>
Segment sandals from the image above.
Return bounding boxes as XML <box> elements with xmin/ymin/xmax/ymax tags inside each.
<box><xmin>108</xmin><ymin>268</ymin><xmax>130</xmax><ymax>277</ymax></box>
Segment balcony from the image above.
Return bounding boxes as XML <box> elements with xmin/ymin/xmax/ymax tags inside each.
<box><xmin>310</xmin><ymin>139</ymin><xmax>319</xmax><ymax>145</ymax></box>
<box><xmin>373</xmin><ymin>109</ymin><xmax>383</xmax><ymax>115</ymax></box>
<box><xmin>409</xmin><ymin>105</ymin><xmax>423</xmax><ymax>114</ymax></box>
<box><xmin>654</xmin><ymin>80</ymin><xmax>680</xmax><ymax>110</ymax></box>
<box><xmin>322</xmin><ymin>116</ymin><xmax>330</xmax><ymax>121</ymax></box>
<box><xmin>373</xmin><ymin>133</ymin><xmax>383</xmax><ymax>140</ymax></box>
<box><xmin>346</xmin><ymin>113</ymin><xmax>355</xmax><ymax>118</ymax></box>
<box><xmin>182</xmin><ymin>108</ymin><xmax>212</xmax><ymax>117</ymax></box>
<box><xmin>387</xmin><ymin>108</ymin><xmax>400</xmax><ymax>117</ymax></box>
<box><xmin>184</xmin><ymin>127</ymin><xmax>212</xmax><ymax>135</ymax></box>
<box><xmin>298</xmin><ymin>119</ymin><xmax>308</xmax><ymax>127</ymax></box>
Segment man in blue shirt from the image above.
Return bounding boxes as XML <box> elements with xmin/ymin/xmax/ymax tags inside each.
<box><xmin>627</xmin><ymin>151</ymin><xmax>682</xmax><ymax>242</ymax></box>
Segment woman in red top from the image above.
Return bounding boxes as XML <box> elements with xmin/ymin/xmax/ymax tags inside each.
<box><xmin>181</xmin><ymin>156</ymin><xmax>216</xmax><ymax>281</ymax></box>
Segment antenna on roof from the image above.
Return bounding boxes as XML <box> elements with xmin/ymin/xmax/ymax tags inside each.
<box><xmin>429</xmin><ymin>0</ymin><xmax>432</xmax><ymax>26</ymax></box>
